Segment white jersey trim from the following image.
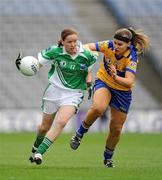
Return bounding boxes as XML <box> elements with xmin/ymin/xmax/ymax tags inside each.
<box><xmin>38</xmin><ymin>52</ymin><xmax>51</xmax><ymax>66</ymax></box>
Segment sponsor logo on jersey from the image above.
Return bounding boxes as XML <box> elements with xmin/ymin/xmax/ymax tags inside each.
<box><xmin>129</xmin><ymin>62</ymin><xmax>137</xmax><ymax>71</ymax></box>
<box><xmin>130</xmin><ymin>62</ymin><xmax>136</xmax><ymax>67</ymax></box>
<box><xmin>114</xmin><ymin>61</ymin><xmax>120</xmax><ymax>68</ymax></box>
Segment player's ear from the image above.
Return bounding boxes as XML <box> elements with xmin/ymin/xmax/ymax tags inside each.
<box><xmin>127</xmin><ymin>42</ymin><xmax>131</xmax><ymax>48</ymax></box>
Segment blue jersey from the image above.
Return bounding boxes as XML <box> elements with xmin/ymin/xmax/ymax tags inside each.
<box><xmin>95</xmin><ymin>40</ymin><xmax>138</xmax><ymax>91</ymax></box>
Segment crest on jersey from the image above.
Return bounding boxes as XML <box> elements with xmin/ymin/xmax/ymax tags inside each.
<box><xmin>105</xmin><ymin>58</ymin><xmax>111</xmax><ymax>65</ymax></box>
<box><xmin>60</xmin><ymin>61</ymin><xmax>66</xmax><ymax>67</ymax></box>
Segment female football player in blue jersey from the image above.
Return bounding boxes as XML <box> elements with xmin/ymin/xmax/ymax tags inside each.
<box><xmin>16</xmin><ymin>28</ymin><xmax>97</xmax><ymax>165</ymax></box>
<box><xmin>70</xmin><ymin>28</ymin><xmax>150</xmax><ymax>167</ymax></box>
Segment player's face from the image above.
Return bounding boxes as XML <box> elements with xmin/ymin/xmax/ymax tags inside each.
<box><xmin>113</xmin><ymin>39</ymin><xmax>130</xmax><ymax>55</ymax></box>
<box><xmin>62</xmin><ymin>34</ymin><xmax>78</xmax><ymax>55</ymax></box>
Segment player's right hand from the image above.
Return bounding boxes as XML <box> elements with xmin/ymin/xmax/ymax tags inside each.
<box><xmin>15</xmin><ymin>53</ymin><xmax>22</xmax><ymax>70</ymax></box>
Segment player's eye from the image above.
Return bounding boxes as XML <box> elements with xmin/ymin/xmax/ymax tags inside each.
<box><xmin>117</xmin><ymin>43</ymin><xmax>123</xmax><ymax>46</ymax></box>
<box><xmin>114</xmin><ymin>41</ymin><xmax>124</xmax><ymax>47</ymax></box>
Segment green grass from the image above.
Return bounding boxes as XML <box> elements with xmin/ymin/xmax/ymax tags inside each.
<box><xmin>0</xmin><ymin>132</ymin><xmax>162</xmax><ymax>180</ymax></box>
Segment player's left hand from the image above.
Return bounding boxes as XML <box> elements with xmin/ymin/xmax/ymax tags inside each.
<box><xmin>15</xmin><ymin>53</ymin><xmax>22</xmax><ymax>70</ymax></box>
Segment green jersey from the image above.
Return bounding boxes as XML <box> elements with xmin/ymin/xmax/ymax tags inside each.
<box><xmin>38</xmin><ymin>42</ymin><xmax>97</xmax><ymax>90</ymax></box>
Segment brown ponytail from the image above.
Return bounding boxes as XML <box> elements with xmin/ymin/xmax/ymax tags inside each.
<box><xmin>58</xmin><ymin>39</ymin><xmax>63</xmax><ymax>47</ymax></box>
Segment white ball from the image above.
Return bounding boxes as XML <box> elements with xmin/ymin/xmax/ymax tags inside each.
<box><xmin>19</xmin><ymin>56</ymin><xmax>39</xmax><ymax>76</ymax></box>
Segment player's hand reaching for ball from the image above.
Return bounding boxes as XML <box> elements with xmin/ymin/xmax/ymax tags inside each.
<box><xmin>15</xmin><ymin>53</ymin><xmax>22</xmax><ymax>70</ymax></box>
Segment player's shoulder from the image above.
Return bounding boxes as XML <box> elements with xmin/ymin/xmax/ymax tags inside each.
<box><xmin>45</xmin><ymin>45</ymin><xmax>63</xmax><ymax>53</ymax></box>
<box><xmin>96</xmin><ymin>40</ymin><xmax>114</xmax><ymax>51</ymax></box>
<box><xmin>128</xmin><ymin>48</ymin><xmax>138</xmax><ymax>63</ymax></box>
<box><xmin>41</xmin><ymin>45</ymin><xmax>63</xmax><ymax>59</ymax></box>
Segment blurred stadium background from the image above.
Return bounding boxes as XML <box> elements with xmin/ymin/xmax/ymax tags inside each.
<box><xmin>0</xmin><ymin>0</ymin><xmax>162</xmax><ymax>133</ymax></box>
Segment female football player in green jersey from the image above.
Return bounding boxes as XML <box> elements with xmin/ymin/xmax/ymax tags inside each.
<box><xmin>16</xmin><ymin>28</ymin><xmax>97</xmax><ymax>165</ymax></box>
<box><xmin>70</xmin><ymin>27</ymin><xmax>150</xmax><ymax>167</ymax></box>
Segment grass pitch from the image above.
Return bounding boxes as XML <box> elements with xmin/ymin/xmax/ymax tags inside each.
<box><xmin>0</xmin><ymin>132</ymin><xmax>162</xmax><ymax>180</ymax></box>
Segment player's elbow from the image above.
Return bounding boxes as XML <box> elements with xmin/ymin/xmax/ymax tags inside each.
<box><xmin>125</xmin><ymin>80</ymin><xmax>134</xmax><ymax>88</ymax></box>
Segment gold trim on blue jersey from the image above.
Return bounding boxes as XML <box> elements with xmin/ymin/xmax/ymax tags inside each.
<box><xmin>95</xmin><ymin>40</ymin><xmax>138</xmax><ymax>91</ymax></box>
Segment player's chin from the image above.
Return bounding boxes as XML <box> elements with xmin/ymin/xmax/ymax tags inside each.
<box><xmin>114</xmin><ymin>49</ymin><xmax>120</xmax><ymax>54</ymax></box>
<box><xmin>70</xmin><ymin>49</ymin><xmax>77</xmax><ymax>55</ymax></box>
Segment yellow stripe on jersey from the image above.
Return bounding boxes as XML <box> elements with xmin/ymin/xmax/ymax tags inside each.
<box><xmin>95</xmin><ymin>40</ymin><xmax>138</xmax><ymax>91</ymax></box>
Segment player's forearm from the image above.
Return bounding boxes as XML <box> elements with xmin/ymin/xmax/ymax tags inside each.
<box><xmin>86</xmin><ymin>72</ymin><xmax>93</xmax><ymax>87</ymax></box>
<box><xmin>113</xmin><ymin>75</ymin><xmax>134</xmax><ymax>88</ymax></box>
<box><xmin>84</xmin><ymin>43</ymin><xmax>96</xmax><ymax>51</ymax></box>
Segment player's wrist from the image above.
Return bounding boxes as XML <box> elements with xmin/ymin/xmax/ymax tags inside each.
<box><xmin>112</xmin><ymin>73</ymin><xmax>117</xmax><ymax>79</ymax></box>
<box><xmin>86</xmin><ymin>82</ymin><xmax>92</xmax><ymax>88</ymax></box>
